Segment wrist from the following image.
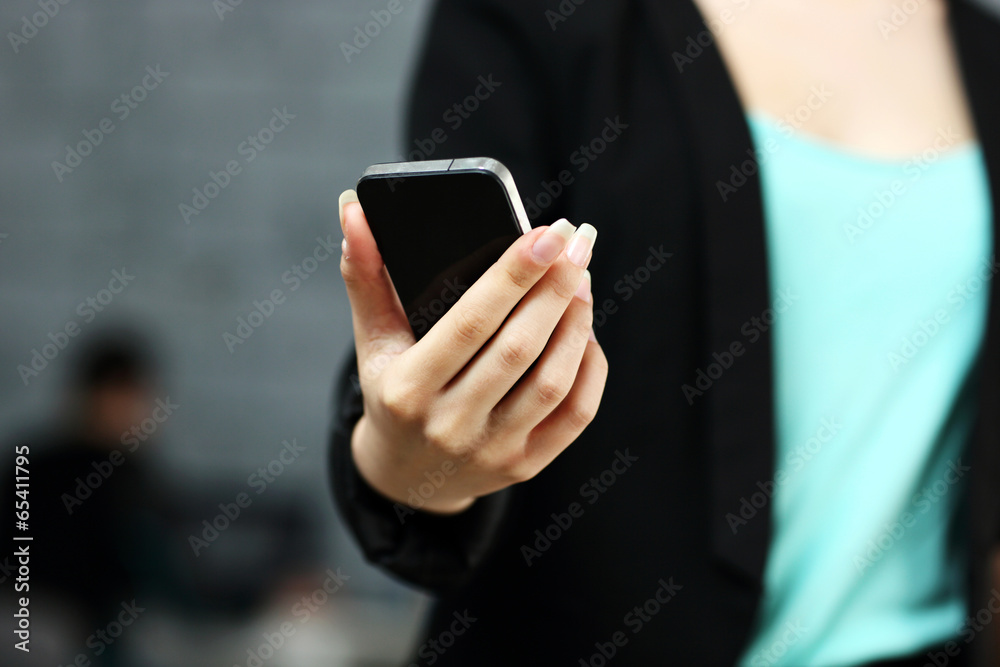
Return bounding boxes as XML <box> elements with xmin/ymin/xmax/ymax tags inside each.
<box><xmin>350</xmin><ymin>415</ymin><xmax>475</xmax><ymax>515</ymax></box>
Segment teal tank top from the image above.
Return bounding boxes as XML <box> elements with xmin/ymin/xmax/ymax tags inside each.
<box><xmin>738</xmin><ymin>111</ymin><xmax>993</xmax><ymax>666</ymax></box>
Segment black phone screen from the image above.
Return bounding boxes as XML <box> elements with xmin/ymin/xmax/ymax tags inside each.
<box><xmin>357</xmin><ymin>169</ymin><xmax>526</xmax><ymax>339</ymax></box>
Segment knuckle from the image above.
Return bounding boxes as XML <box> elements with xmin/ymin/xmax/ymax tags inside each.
<box><xmin>379</xmin><ymin>380</ymin><xmax>424</xmax><ymax>422</ymax></box>
<box><xmin>568</xmin><ymin>307</ymin><xmax>594</xmax><ymax>338</ymax></box>
<box><xmin>501</xmin><ymin>261</ymin><xmax>535</xmax><ymax>292</ymax></box>
<box><xmin>424</xmin><ymin>413</ymin><xmax>468</xmax><ymax>454</ymax></box>
<box><xmin>592</xmin><ymin>347</ymin><xmax>610</xmax><ymax>375</ymax></box>
<box><xmin>360</xmin><ymin>348</ymin><xmax>395</xmax><ymax>379</ymax></box>
<box><xmin>497</xmin><ymin>329</ymin><xmax>536</xmax><ymax>370</ymax></box>
<box><xmin>340</xmin><ymin>257</ymin><xmax>361</xmax><ymax>286</ymax></box>
<box><xmin>452</xmin><ymin>304</ymin><xmax>492</xmax><ymax>344</ymax></box>
<box><xmin>534</xmin><ymin>371</ymin><xmax>571</xmax><ymax>408</ymax></box>
<box><xmin>496</xmin><ymin>456</ymin><xmax>537</xmax><ymax>484</ymax></box>
<box><xmin>564</xmin><ymin>399</ymin><xmax>599</xmax><ymax>431</ymax></box>
<box><xmin>549</xmin><ymin>269</ymin><xmax>579</xmax><ymax>301</ymax></box>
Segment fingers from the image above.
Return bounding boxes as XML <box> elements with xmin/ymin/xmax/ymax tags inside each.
<box><xmin>338</xmin><ymin>190</ymin><xmax>414</xmax><ymax>372</ymax></box>
<box><xmin>488</xmin><ymin>274</ymin><xmax>594</xmax><ymax>431</ymax></box>
<box><xmin>521</xmin><ymin>338</ymin><xmax>609</xmax><ymax>469</ymax></box>
<box><xmin>447</xmin><ymin>224</ymin><xmax>597</xmax><ymax>410</ymax></box>
<box><xmin>403</xmin><ymin>219</ymin><xmax>578</xmax><ymax>388</ymax></box>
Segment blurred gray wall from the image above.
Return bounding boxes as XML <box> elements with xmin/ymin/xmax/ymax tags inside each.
<box><xmin>0</xmin><ymin>0</ymin><xmax>433</xmax><ymax>601</ymax></box>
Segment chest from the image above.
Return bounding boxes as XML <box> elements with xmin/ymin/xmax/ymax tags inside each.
<box><xmin>690</xmin><ymin>0</ymin><xmax>977</xmax><ymax>158</ymax></box>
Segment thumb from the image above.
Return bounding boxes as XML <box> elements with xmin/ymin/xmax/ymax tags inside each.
<box><xmin>338</xmin><ymin>189</ymin><xmax>414</xmax><ymax>369</ymax></box>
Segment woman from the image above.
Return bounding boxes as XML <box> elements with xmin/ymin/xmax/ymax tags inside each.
<box><xmin>331</xmin><ymin>0</ymin><xmax>1000</xmax><ymax>664</ymax></box>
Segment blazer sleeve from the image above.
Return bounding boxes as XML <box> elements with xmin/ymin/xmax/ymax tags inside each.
<box><xmin>329</xmin><ymin>0</ymin><xmax>569</xmax><ymax>594</ymax></box>
<box><xmin>329</xmin><ymin>352</ymin><xmax>514</xmax><ymax>593</ymax></box>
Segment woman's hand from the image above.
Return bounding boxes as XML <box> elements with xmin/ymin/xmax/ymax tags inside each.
<box><xmin>338</xmin><ymin>190</ymin><xmax>608</xmax><ymax>515</ymax></box>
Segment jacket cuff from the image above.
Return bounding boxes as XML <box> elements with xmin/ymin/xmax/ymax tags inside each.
<box><xmin>328</xmin><ymin>351</ymin><xmax>511</xmax><ymax>593</ymax></box>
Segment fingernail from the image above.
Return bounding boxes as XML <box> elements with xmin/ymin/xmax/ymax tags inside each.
<box><xmin>339</xmin><ymin>189</ymin><xmax>359</xmax><ymax>237</ymax></box>
<box><xmin>567</xmin><ymin>223</ymin><xmax>597</xmax><ymax>267</ymax></box>
<box><xmin>574</xmin><ymin>269</ymin><xmax>592</xmax><ymax>303</ymax></box>
<box><xmin>589</xmin><ymin>327</ymin><xmax>598</xmax><ymax>342</ymax></box>
<box><xmin>532</xmin><ymin>219</ymin><xmax>575</xmax><ymax>264</ymax></box>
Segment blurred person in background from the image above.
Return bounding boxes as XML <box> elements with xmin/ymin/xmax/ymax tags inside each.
<box><xmin>2</xmin><ymin>331</ymin><xmax>192</xmax><ymax>666</ymax></box>
<box><xmin>331</xmin><ymin>0</ymin><xmax>1000</xmax><ymax>666</ymax></box>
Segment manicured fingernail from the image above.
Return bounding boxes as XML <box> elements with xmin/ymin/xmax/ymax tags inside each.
<box><xmin>589</xmin><ymin>327</ymin><xmax>598</xmax><ymax>342</ymax></box>
<box><xmin>339</xmin><ymin>189</ymin><xmax>359</xmax><ymax>236</ymax></box>
<box><xmin>532</xmin><ymin>218</ymin><xmax>575</xmax><ymax>264</ymax></box>
<box><xmin>567</xmin><ymin>223</ymin><xmax>597</xmax><ymax>267</ymax></box>
<box><xmin>574</xmin><ymin>269</ymin><xmax>592</xmax><ymax>303</ymax></box>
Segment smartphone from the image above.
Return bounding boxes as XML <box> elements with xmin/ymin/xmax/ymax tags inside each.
<box><xmin>356</xmin><ymin>157</ymin><xmax>532</xmax><ymax>339</ymax></box>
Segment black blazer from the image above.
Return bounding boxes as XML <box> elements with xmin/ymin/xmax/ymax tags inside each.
<box><xmin>330</xmin><ymin>1</ymin><xmax>1000</xmax><ymax>664</ymax></box>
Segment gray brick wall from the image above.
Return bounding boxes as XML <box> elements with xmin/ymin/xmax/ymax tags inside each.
<box><xmin>0</xmin><ymin>0</ymin><xmax>434</xmax><ymax>658</ymax></box>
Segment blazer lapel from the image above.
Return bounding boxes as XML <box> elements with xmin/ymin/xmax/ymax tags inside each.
<box><xmin>636</xmin><ymin>0</ymin><xmax>776</xmax><ymax>587</ymax></box>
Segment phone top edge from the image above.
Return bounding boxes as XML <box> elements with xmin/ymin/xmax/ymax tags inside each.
<box><xmin>356</xmin><ymin>157</ymin><xmax>533</xmax><ymax>234</ymax></box>
<box><xmin>449</xmin><ymin>157</ymin><xmax>503</xmax><ymax>174</ymax></box>
<box><xmin>359</xmin><ymin>159</ymin><xmax>455</xmax><ymax>180</ymax></box>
